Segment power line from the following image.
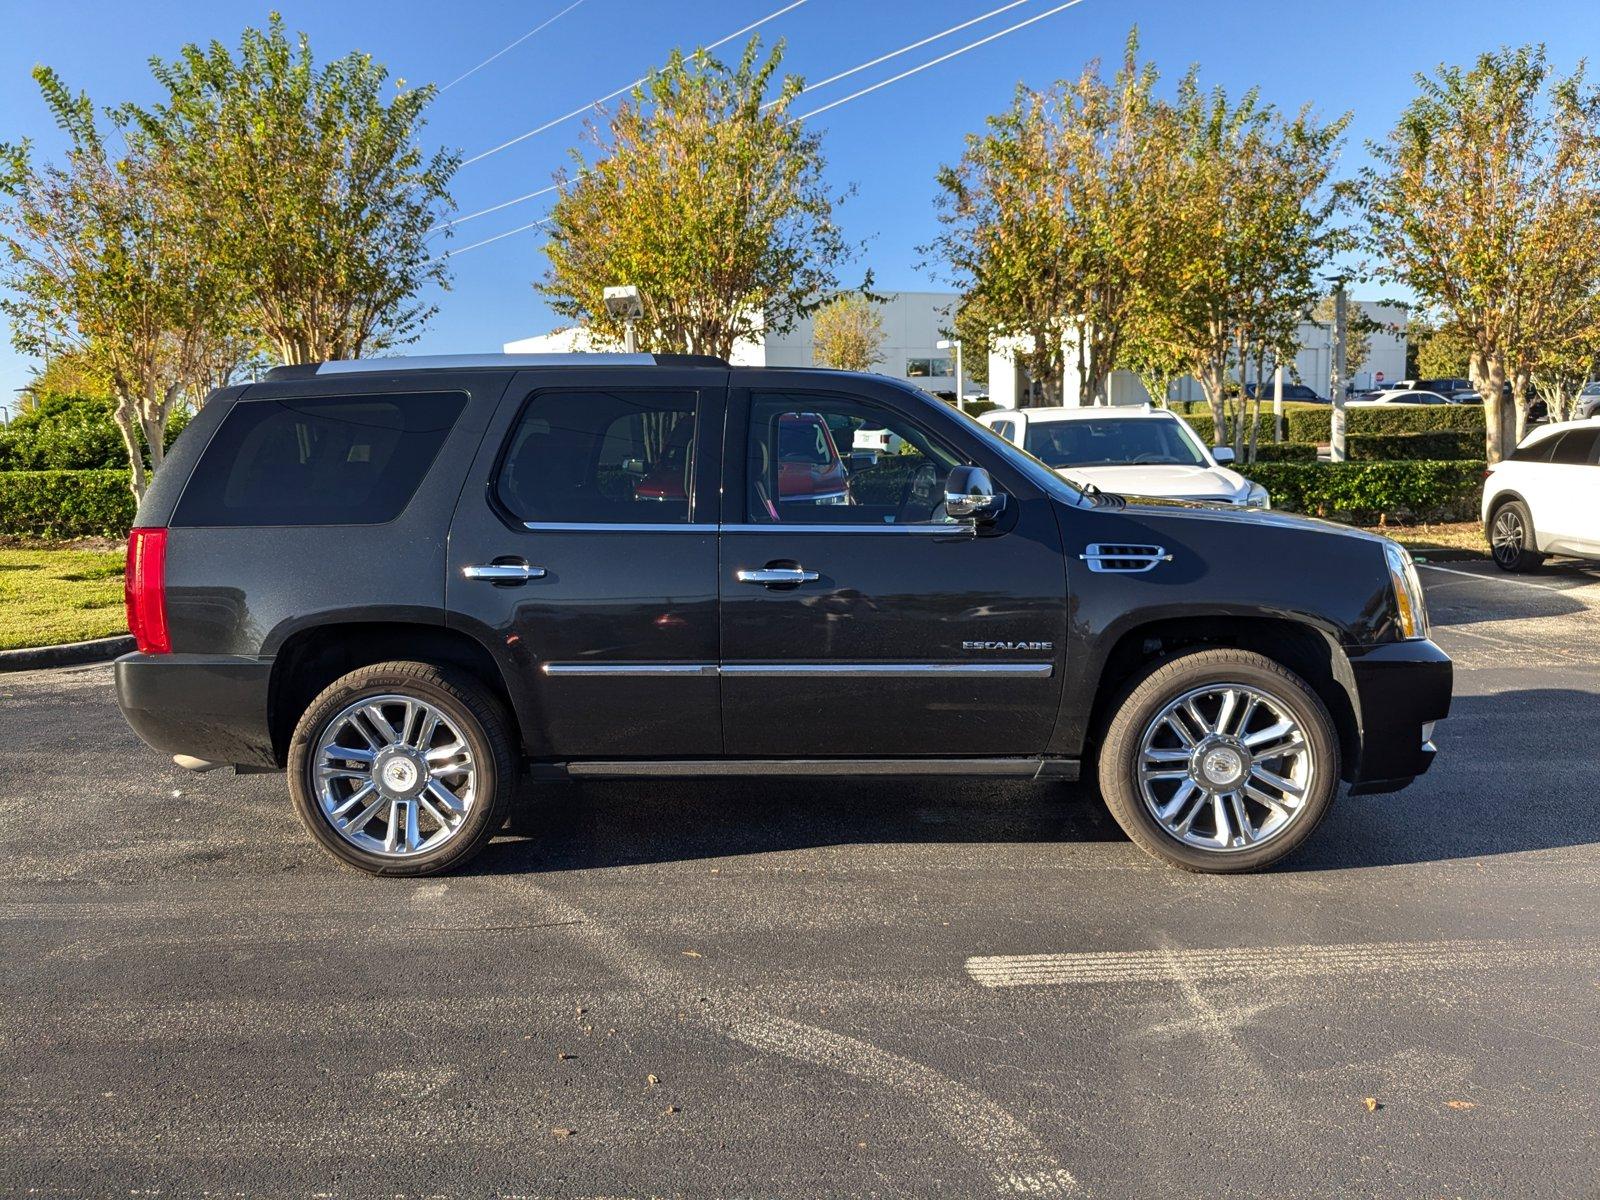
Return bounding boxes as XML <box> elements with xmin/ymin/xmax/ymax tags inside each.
<box><xmin>445</xmin><ymin>0</ymin><xmax>1040</xmax><ymax>232</ymax></box>
<box><xmin>762</xmin><ymin>0</ymin><xmax>1031</xmax><ymax>110</ymax></box>
<box><xmin>459</xmin><ymin>0</ymin><xmax>809</xmax><ymax>168</ymax></box>
<box><xmin>441</xmin><ymin>0</ymin><xmax>591</xmax><ymax>93</ymax></box>
<box><xmin>792</xmin><ymin>0</ymin><xmax>1091</xmax><ymax>124</ymax></box>
<box><xmin>443</xmin><ymin>215</ymin><xmax>554</xmax><ymax>258</ymax></box>
<box><xmin>443</xmin><ymin>0</ymin><xmax>1097</xmax><ymax>257</ymax></box>
<box><xmin>430</xmin><ymin>184</ymin><xmax>561</xmax><ymax>235</ymax></box>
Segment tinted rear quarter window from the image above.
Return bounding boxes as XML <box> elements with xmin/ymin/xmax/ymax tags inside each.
<box><xmin>173</xmin><ymin>392</ymin><xmax>466</xmax><ymax>527</ymax></box>
<box><xmin>1549</xmin><ymin>427</ymin><xmax>1600</xmax><ymax>465</ymax></box>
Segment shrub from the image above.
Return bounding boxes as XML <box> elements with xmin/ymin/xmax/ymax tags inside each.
<box><xmin>0</xmin><ymin>394</ymin><xmax>191</xmax><ymax>472</ymax></box>
<box><xmin>1285</xmin><ymin>404</ymin><xmax>1484</xmax><ymax>442</ymax></box>
<box><xmin>1347</xmin><ymin>431</ymin><xmax>1480</xmax><ymax>461</ymax></box>
<box><xmin>0</xmin><ymin>470</ymin><xmax>136</xmax><ymax>539</ymax></box>
<box><xmin>1178</xmin><ymin>413</ymin><xmax>1276</xmax><ymax>448</ymax></box>
<box><xmin>1250</xmin><ymin>442</ymin><xmax>1318</xmax><ymax>463</ymax></box>
<box><xmin>1243</xmin><ymin>460</ymin><xmax>1485</xmax><ymax>525</ymax></box>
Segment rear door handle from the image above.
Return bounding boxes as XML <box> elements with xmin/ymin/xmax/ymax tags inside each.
<box><xmin>463</xmin><ymin>562</ymin><xmax>546</xmax><ymax>583</ymax></box>
<box><xmin>736</xmin><ymin>567</ymin><xmax>820</xmax><ymax>586</ymax></box>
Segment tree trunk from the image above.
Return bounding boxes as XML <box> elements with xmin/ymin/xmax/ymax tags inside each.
<box><xmin>1510</xmin><ymin>368</ymin><xmax>1531</xmax><ymax>447</ymax></box>
<box><xmin>112</xmin><ymin>394</ymin><xmax>149</xmax><ymax>501</ymax></box>
<box><xmin>1477</xmin><ymin>352</ymin><xmax>1510</xmax><ymax>464</ymax></box>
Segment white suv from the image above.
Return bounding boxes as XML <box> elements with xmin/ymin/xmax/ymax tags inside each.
<box><xmin>1482</xmin><ymin>418</ymin><xmax>1600</xmax><ymax>571</ymax></box>
<box><xmin>978</xmin><ymin>406</ymin><xmax>1270</xmax><ymax>507</ymax></box>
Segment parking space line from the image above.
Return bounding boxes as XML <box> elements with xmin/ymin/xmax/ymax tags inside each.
<box><xmin>965</xmin><ymin>937</ymin><xmax>1589</xmax><ymax>988</ymax></box>
<box><xmin>1418</xmin><ymin>562</ymin><xmax>1593</xmax><ymax>592</ymax></box>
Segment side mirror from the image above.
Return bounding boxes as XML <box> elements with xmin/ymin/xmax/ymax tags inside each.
<box><xmin>1211</xmin><ymin>446</ymin><xmax>1236</xmax><ymax>465</ymax></box>
<box><xmin>945</xmin><ymin>465</ymin><xmax>1006</xmax><ymax>521</ymax></box>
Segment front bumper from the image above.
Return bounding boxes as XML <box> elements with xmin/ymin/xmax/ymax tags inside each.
<box><xmin>114</xmin><ymin>653</ymin><xmax>278</xmax><ymax>770</ymax></box>
<box><xmin>1345</xmin><ymin>638</ymin><xmax>1453</xmax><ymax>795</ymax></box>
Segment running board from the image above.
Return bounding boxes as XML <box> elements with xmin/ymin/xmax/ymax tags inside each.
<box><xmin>537</xmin><ymin>758</ymin><xmax>1079</xmax><ymax>781</ymax></box>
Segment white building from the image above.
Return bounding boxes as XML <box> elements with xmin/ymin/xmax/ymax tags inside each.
<box><xmin>986</xmin><ymin>300</ymin><xmax>1410</xmax><ymax>409</ymax></box>
<box><xmin>504</xmin><ymin>291</ymin><xmax>982</xmax><ymax>396</ymax></box>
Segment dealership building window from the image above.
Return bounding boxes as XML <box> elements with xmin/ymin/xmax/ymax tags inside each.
<box><xmin>905</xmin><ymin>357</ymin><xmax>953</xmax><ymax>378</ymax></box>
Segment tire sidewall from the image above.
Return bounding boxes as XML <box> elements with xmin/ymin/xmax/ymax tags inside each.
<box><xmin>287</xmin><ymin>664</ymin><xmax>512</xmax><ymax>877</ymax></box>
<box><xmin>1491</xmin><ymin>500</ymin><xmax>1540</xmax><ymax>573</ymax></box>
<box><xmin>1098</xmin><ymin>651</ymin><xmax>1340</xmax><ymax>874</ymax></box>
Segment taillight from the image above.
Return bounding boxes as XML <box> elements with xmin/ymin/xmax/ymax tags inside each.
<box><xmin>125</xmin><ymin>528</ymin><xmax>170</xmax><ymax>654</ymax></box>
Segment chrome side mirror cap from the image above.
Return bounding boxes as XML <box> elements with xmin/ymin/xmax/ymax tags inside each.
<box><xmin>1211</xmin><ymin>446</ymin><xmax>1236</xmax><ymax>464</ymax></box>
<box><xmin>945</xmin><ymin>465</ymin><xmax>1006</xmax><ymax>521</ymax></box>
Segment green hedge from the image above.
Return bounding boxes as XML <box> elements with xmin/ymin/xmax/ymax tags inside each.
<box><xmin>0</xmin><ymin>470</ymin><xmax>136</xmax><ymax>539</ymax></box>
<box><xmin>1179</xmin><ymin>414</ymin><xmax>1278</xmax><ymax>447</ymax></box>
<box><xmin>1250</xmin><ymin>442</ymin><xmax>1319</xmax><ymax>463</ymax></box>
<box><xmin>1285</xmin><ymin>405</ymin><xmax>1485</xmax><ymax>442</ymax></box>
<box><xmin>1245</xmin><ymin>460</ymin><xmax>1485</xmax><ymax>524</ymax></box>
<box><xmin>1347</xmin><ymin>431</ymin><xmax>1481</xmax><ymax>461</ymax></box>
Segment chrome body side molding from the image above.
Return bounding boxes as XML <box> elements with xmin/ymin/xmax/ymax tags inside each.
<box><xmin>541</xmin><ymin>661</ymin><xmax>1053</xmax><ymax>678</ymax></box>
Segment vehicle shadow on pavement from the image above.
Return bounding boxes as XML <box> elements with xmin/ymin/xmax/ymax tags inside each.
<box><xmin>473</xmin><ymin>688</ymin><xmax>1599</xmax><ymax>876</ymax></box>
<box><xmin>477</xmin><ymin>775</ymin><xmax>1128</xmax><ymax>875</ymax></box>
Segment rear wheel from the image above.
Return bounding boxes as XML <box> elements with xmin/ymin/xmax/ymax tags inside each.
<box><xmin>1097</xmin><ymin>648</ymin><xmax>1340</xmax><ymax>874</ymax></box>
<box><xmin>1490</xmin><ymin>500</ymin><xmax>1543</xmax><ymax>572</ymax></box>
<box><xmin>287</xmin><ymin>661</ymin><xmax>516</xmax><ymax>876</ymax></box>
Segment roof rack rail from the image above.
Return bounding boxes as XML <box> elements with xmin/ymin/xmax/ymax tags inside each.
<box><xmin>260</xmin><ymin>352</ymin><xmax>731</xmax><ymax>380</ymax></box>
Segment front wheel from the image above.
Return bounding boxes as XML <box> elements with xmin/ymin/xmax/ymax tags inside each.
<box><xmin>1097</xmin><ymin>649</ymin><xmax>1341</xmax><ymax>873</ymax></box>
<box><xmin>287</xmin><ymin>661</ymin><xmax>516</xmax><ymax>876</ymax></box>
<box><xmin>1490</xmin><ymin>500</ymin><xmax>1543</xmax><ymax>572</ymax></box>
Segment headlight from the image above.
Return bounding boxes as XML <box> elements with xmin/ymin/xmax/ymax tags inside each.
<box><xmin>1241</xmin><ymin>483</ymin><xmax>1271</xmax><ymax>509</ymax></box>
<box><xmin>1383</xmin><ymin>542</ymin><xmax>1429</xmax><ymax>639</ymax></box>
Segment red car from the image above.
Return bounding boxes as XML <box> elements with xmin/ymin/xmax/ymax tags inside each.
<box><xmin>636</xmin><ymin>412</ymin><xmax>849</xmax><ymax>510</ymax></box>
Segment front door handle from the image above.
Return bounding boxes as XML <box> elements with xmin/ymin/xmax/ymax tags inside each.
<box><xmin>463</xmin><ymin>562</ymin><xmax>546</xmax><ymax>583</ymax></box>
<box><xmin>736</xmin><ymin>567</ymin><xmax>820</xmax><ymax>586</ymax></box>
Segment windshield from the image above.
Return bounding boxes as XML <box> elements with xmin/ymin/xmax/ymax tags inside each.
<box><xmin>1023</xmin><ymin>417</ymin><xmax>1208</xmax><ymax>468</ymax></box>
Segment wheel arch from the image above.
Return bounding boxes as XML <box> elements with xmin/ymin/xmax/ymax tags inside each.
<box><xmin>1080</xmin><ymin>615</ymin><xmax>1362</xmax><ymax>784</ymax></box>
<box><xmin>267</xmin><ymin>621</ymin><xmax>516</xmax><ymax>768</ymax></box>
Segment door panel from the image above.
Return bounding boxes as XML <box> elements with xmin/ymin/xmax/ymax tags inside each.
<box><xmin>719</xmin><ymin>384</ymin><xmax>1068</xmax><ymax>757</ymax></box>
<box><xmin>447</xmin><ymin>369</ymin><xmax>727</xmax><ymax>759</ymax></box>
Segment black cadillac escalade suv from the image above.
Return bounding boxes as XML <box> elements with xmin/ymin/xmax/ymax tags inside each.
<box><xmin>115</xmin><ymin>354</ymin><xmax>1451</xmax><ymax>876</ymax></box>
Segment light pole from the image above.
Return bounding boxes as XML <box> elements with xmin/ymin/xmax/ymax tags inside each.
<box><xmin>936</xmin><ymin>338</ymin><xmax>964</xmax><ymax>409</ymax></box>
<box><xmin>603</xmin><ymin>285</ymin><xmax>645</xmax><ymax>354</ymax></box>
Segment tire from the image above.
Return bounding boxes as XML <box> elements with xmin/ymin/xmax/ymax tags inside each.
<box><xmin>287</xmin><ymin>661</ymin><xmax>517</xmax><ymax>877</ymax></box>
<box><xmin>1489</xmin><ymin>500</ymin><xmax>1543</xmax><ymax>573</ymax></box>
<box><xmin>1096</xmin><ymin>648</ymin><xmax>1341</xmax><ymax>874</ymax></box>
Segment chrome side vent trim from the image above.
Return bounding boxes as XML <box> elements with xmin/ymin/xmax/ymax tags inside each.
<box><xmin>1079</xmin><ymin>543</ymin><xmax>1172</xmax><ymax>573</ymax></box>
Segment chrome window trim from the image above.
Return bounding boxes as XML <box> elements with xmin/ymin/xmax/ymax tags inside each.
<box><xmin>523</xmin><ymin>522</ymin><xmax>718</xmax><ymax>532</ymax></box>
<box><xmin>719</xmin><ymin>522</ymin><xmax>974</xmax><ymax>535</ymax></box>
<box><xmin>520</xmin><ymin>521</ymin><xmax>975</xmax><ymax>534</ymax></box>
<box><xmin>540</xmin><ymin>662</ymin><xmax>1052</xmax><ymax>677</ymax></box>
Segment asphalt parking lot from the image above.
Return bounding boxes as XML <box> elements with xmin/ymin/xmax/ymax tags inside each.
<box><xmin>3</xmin><ymin>559</ymin><xmax>1598</xmax><ymax>1198</ymax></box>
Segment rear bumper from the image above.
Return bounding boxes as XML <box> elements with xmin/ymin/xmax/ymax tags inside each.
<box><xmin>1345</xmin><ymin>638</ymin><xmax>1452</xmax><ymax>795</ymax></box>
<box><xmin>114</xmin><ymin>653</ymin><xmax>278</xmax><ymax>769</ymax></box>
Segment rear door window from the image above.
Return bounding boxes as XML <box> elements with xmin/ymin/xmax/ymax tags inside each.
<box><xmin>495</xmin><ymin>389</ymin><xmax>698</xmax><ymax>524</ymax></box>
<box><xmin>1550</xmin><ymin>428</ymin><xmax>1600</xmax><ymax>465</ymax></box>
<box><xmin>172</xmin><ymin>392</ymin><xmax>466</xmax><ymax>527</ymax></box>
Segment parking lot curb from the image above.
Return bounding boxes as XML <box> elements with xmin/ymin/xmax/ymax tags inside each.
<box><xmin>0</xmin><ymin>635</ymin><xmax>134</xmax><ymax>672</ymax></box>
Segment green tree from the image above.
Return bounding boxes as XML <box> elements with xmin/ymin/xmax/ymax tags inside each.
<box><xmin>126</xmin><ymin>13</ymin><xmax>458</xmax><ymax>364</ymax></box>
<box><xmin>0</xmin><ymin>70</ymin><xmax>241</xmax><ymax>498</ymax></box>
<box><xmin>540</xmin><ymin>38</ymin><xmax>857</xmax><ymax>358</ymax></box>
<box><xmin>1359</xmin><ymin>46</ymin><xmax>1600</xmax><ymax>460</ymax></box>
<box><xmin>926</xmin><ymin>30</ymin><xmax>1177</xmax><ymax>405</ymax></box>
<box><xmin>811</xmin><ymin>293</ymin><xmax>884</xmax><ymax>371</ymax></box>
<box><xmin>1409</xmin><ymin>318</ymin><xmax>1473</xmax><ymax>379</ymax></box>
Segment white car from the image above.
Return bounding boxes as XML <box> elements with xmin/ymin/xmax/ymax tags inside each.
<box><xmin>1348</xmin><ymin>388</ymin><xmax>1456</xmax><ymax>407</ymax></box>
<box><xmin>1482</xmin><ymin>418</ymin><xmax>1600</xmax><ymax>571</ymax></box>
<box><xmin>978</xmin><ymin>405</ymin><xmax>1270</xmax><ymax>507</ymax></box>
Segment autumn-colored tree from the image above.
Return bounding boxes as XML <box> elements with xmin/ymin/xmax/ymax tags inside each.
<box><xmin>811</xmin><ymin>294</ymin><xmax>884</xmax><ymax>371</ymax></box>
<box><xmin>0</xmin><ymin>70</ymin><xmax>241</xmax><ymax>498</ymax></box>
<box><xmin>1409</xmin><ymin>319</ymin><xmax>1474</xmax><ymax>379</ymax></box>
<box><xmin>1360</xmin><ymin>46</ymin><xmax>1600</xmax><ymax>460</ymax></box>
<box><xmin>1312</xmin><ymin>293</ymin><xmax>1376</xmax><ymax>378</ymax></box>
<box><xmin>926</xmin><ymin>30</ymin><xmax>1177</xmax><ymax>405</ymax></box>
<box><xmin>541</xmin><ymin>38</ymin><xmax>856</xmax><ymax>358</ymax></box>
<box><xmin>125</xmin><ymin>14</ymin><xmax>457</xmax><ymax>364</ymax></box>
<box><xmin>1161</xmin><ymin>75</ymin><xmax>1348</xmax><ymax>445</ymax></box>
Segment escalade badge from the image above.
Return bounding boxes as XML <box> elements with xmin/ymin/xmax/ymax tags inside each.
<box><xmin>963</xmin><ymin>640</ymin><xmax>1054</xmax><ymax>651</ymax></box>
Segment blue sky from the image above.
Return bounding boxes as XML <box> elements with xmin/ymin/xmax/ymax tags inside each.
<box><xmin>4</xmin><ymin>0</ymin><xmax>1599</xmax><ymax>402</ymax></box>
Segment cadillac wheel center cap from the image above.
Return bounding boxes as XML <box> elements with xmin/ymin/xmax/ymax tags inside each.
<box><xmin>1199</xmin><ymin>745</ymin><xmax>1245</xmax><ymax>788</ymax></box>
<box><xmin>375</xmin><ymin>750</ymin><xmax>426</xmax><ymax>798</ymax></box>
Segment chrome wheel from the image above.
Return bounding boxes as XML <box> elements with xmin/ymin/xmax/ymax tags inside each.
<box><xmin>1491</xmin><ymin>508</ymin><xmax>1526</xmax><ymax>566</ymax></box>
<box><xmin>312</xmin><ymin>694</ymin><xmax>477</xmax><ymax>858</ymax></box>
<box><xmin>1136</xmin><ymin>683</ymin><xmax>1314</xmax><ymax>853</ymax></box>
